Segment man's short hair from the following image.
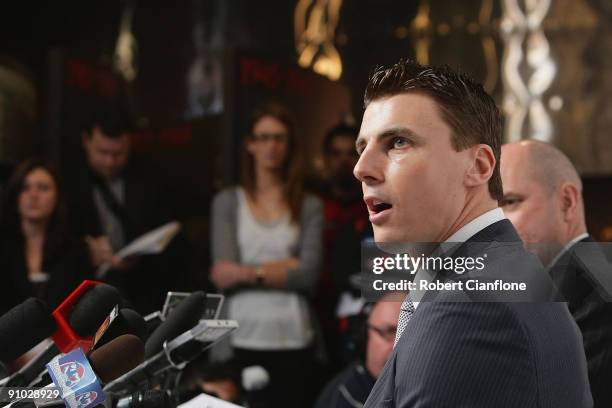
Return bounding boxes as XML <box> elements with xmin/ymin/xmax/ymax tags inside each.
<box><xmin>364</xmin><ymin>59</ymin><xmax>503</xmax><ymax>201</ymax></box>
<box><xmin>323</xmin><ymin>123</ymin><xmax>359</xmax><ymax>155</ymax></box>
<box><xmin>85</xmin><ymin>104</ymin><xmax>134</xmax><ymax>139</ymax></box>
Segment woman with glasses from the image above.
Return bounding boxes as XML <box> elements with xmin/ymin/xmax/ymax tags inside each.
<box><xmin>210</xmin><ymin>102</ymin><xmax>323</xmax><ymax>408</ymax></box>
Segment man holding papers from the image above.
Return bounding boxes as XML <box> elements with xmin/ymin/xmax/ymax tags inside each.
<box><xmin>66</xmin><ymin>104</ymin><xmax>188</xmax><ymax>313</ymax></box>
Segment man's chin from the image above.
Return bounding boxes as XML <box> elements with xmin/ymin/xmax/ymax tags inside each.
<box><xmin>373</xmin><ymin>225</ymin><xmax>430</xmax><ymax>245</ymax></box>
<box><xmin>373</xmin><ymin>227</ymin><xmax>404</xmax><ymax>244</ymax></box>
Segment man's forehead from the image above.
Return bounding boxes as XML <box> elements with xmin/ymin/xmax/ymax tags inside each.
<box><xmin>92</xmin><ymin>132</ymin><xmax>129</xmax><ymax>146</ymax></box>
<box><xmin>501</xmin><ymin>146</ymin><xmax>531</xmax><ymax>178</ymax></box>
<box><xmin>358</xmin><ymin>93</ymin><xmax>445</xmax><ymax>141</ymax></box>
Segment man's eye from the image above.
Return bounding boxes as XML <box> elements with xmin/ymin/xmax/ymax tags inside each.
<box><xmin>500</xmin><ymin>197</ymin><xmax>521</xmax><ymax>207</ymax></box>
<box><xmin>392</xmin><ymin>137</ymin><xmax>410</xmax><ymax>149</ymax></box>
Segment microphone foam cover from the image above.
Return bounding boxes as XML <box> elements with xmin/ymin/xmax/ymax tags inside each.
<box><xmin>89</xmin><ymin>334</ymin><xmax>144</xmax><ymax>383</ymax></box>
<box><xmin>69</xmin><ymin>283</ymin><xmax>123</xmax><ymax>336</ymax></box>
<box><xmin>144</xmin><ymin>291</ymin><xmax>206</xmax><ymax>358</ymax></box>
<box><xmin>0</xmin><ymin>298</ymin><xmax>56</xmax><ymax>361</ymax></box>
<box><xmin>94</xmin><ymin>309</ymin><xmax>148</xmax><ymax>349</ymax></box>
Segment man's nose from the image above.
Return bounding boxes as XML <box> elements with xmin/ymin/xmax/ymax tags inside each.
<box><xmin>353</xmin><ymin>146</ymin><xmax>383</xmax><ymax>185</ymax></box>
<box><xmin>105</xmin><ymin>154</ymin><xmax>119</xmax><ymax>167</ymax></box>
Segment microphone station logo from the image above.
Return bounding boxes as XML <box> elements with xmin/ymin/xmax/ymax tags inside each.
<box><xmin>60</xmin><ymin>361</ymin><xmax>86</xmax><ymax>388</ymax></box>
<box><xmin>76</xmin><ymin>391</ymin><xmax>98</xmax><ymax>407</ymax></box>
<box><xmin>47</xmin><ymin>348</ymin><xmax>106</xmax><ymax>408</ymax></box>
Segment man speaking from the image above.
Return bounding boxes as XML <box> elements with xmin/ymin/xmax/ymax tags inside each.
<box><xmin>355</xmin><ymin>60</ymin><xmax>592</xmax><ymax>407</ymax></box>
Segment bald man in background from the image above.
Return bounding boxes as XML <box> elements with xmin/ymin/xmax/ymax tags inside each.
<box><xmin>501</xmin><ymin>140</ymin><xmax>612</xmax><ymax>407</ymax></box>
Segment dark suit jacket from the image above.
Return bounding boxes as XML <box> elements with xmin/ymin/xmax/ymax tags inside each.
<box><xmin>65</xmin><ymin>158</ymin><xmax>195</xmax><ymax>314</ymax></box>
<box><xmin>550</xmin><ymin>236</ymin><xmax>612</xmax><ymax>408</ymax></box>
<box><xmin>364</xmin><ymin>219</ymin><xmax>592</xmax><ymax>408</ymax></box>
<box><xmin>315</xmin><ymin>362</ymin><xmax>375</xmax><ymax>408</ymax></box>
<box><xmin>66</xmin><ymin>158</ymin><xmax>173</xmax><ymax>242</ymax></box>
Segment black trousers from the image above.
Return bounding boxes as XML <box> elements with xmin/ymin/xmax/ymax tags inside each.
<box><xmin>234</xmin><ymin>346</ymin><xmax>319</xmax><ymax>408</ymax></box>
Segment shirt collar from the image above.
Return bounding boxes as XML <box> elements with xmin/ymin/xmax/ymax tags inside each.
<box><xmin>445</xmin><ymin>207</ymin><xmax>506</xmax><ymax>243</ymax></box>
<box><xmin>410</xmin><ymin>207</ymin><xmax>506</xmax><ymax>309</ymax></box>
<box><xmin>548</xmin><ymin>232</ymin><xmax>590</xmax><ymax>266</ymax></box>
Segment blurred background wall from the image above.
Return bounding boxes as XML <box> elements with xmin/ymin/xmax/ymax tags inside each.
<box><xmin>0</xmin><ymin>0</ymin><xmax>611</xmax><ymax>238</ymax></box>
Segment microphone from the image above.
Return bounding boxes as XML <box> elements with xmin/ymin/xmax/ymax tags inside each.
<box><xmin>104</xmin><ymin>319</ymin><xmax>238</xmax><ymax>394</ymax></box>
<box><xmin>88</xmin><ymin>335</ymin><xmax>145</xmax><ymax>384</ymax></box>
<box><xmin>143</xmin><ymin>311</ymin><xmax>163</xmax><ymax>336</ymax></box>
<box><xmin>114</xmin><ymin>389</ymin><xmax>175</xmax><ymax>408</ymax></box>
<box><xmin>94</xmin><ymin>309</ymin><xmax>147</xmax><ymax>349</ymax></box>
<box><xmin>68</xmin><ymin>283</ymin><xmax>124</xmax><ymax>337</ymax></box>
<box><xmin>48</xmin><ymin>335</ymin><xmax>144</xmax><ymax>408</ymax></box>
<box><xmin>0</xmin><ymin>298</ymin><xmax>56</xmax><ymax>362</ymax></box>
<box><xmin>1</xmin><ymin>282</ymin><xmax>124</xmax><ymax>388</ymax></box>
<box><xmin>144</xmin><ymin>292</ymin><xmax>206</xmax><ymax>358</ymax></box>
<box><xmin>33</xmin><ymin>334</ymin><xmax>145</xmax><ymax>389</ymax></box>
<box><xmin>53</xmin><ymin>281</ymin><xmax>124</xmax><ymax>352</ymax></box>
<box><xmin>8</xmin><ymin>335</ymin><xmax>144</xmax><ymax>408</ymax></box>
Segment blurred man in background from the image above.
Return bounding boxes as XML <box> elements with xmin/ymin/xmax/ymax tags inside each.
<box><xmin>66</xmin><ymin>105</ymin><xmax>190</xmax><ymax>313</ymax></box>
<box><xmin>310</xmin><ymin>124</ymin><xmax>369</xmax><ymax>375</ymax></box>
<box><xmin>315</xmin><ymin>293</ymin><xmax>402</xmax><ymax>408</ymax></box>
<box><xmin>501</xmin><ymin>140</ymin><xmax>612</xmax><ymax>407</ymax></box>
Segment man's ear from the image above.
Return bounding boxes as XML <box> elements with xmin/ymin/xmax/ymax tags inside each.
<box><xmin>559</xmin><ymin>182</ymin><xmax>580</xmax><ymax>222</ymax></box>
<box><xmin>465</xmin><ymin>144</ymin><xmax>495</xmax><ymax>188</ymax></box>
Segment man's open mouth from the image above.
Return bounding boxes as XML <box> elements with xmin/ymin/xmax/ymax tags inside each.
<box><xmin>365</xmin><ymin>197</ymin><xmax>393</xmax><ymax>214</ymax></box>
<box><xmin>373</xmin><ymin>201</ymin><xmax>392</xmax><ymax>213</ymax></box>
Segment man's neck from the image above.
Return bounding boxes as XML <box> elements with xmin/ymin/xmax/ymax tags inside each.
<box><xmin>564</xmin><ymin>223</ymin><xmax>587</xmax><ymax>247</ymax></box>
<box><xmin>440</xmin><ymin>196</ymin><xmax>499</xmax><ymax>242</ymax></box>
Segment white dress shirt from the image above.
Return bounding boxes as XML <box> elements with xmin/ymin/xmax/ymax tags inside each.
<box><xmin>412</xmin><ymin>207</ymin><xmax>507</xmax><ymax>308</ymax></box>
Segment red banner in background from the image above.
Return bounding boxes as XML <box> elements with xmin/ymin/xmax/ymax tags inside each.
<box><xmin>65</xmin><ymin>59</ymin><xmax>119</xmax><ymax>98</ymax></box>
<box><xmin>239</xmin><ymin>56</ymin><xmax>313</xmax><ymax>97</ymax></box>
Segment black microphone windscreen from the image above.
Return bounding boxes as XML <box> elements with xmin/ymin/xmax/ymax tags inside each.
<box><xmin>89</xmin><ymin>334</ymin><xmax>144</xmax><ymax>384</ymax></box>
<box><xmin>144</xmin><ymin>291</ymin><xmax>206</xmax><ymax>358</ymax></box>
<box><xmin>95</xmin><ymin>309</ymin><xmax>148</xmax><ymax>349</ymax></box>
<box><xmin>69</xmin><ymin>283</ymin><xmax>124</xmax><ymax>336</ymax></box>
<box><xmin>0</xmin><ymin>298</ymin><xmax>56</xmax><ymax>362</ymax></box>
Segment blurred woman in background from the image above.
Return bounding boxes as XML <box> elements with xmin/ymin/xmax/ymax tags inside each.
<box><xmin>210</xmin><ymin>102</ymin><xmax>323</xmax><ymax>408</ymax></box>
<box><xmin>0</xmin><ymin>159</ymin><xmax>93</xmax><ymax>314</ymax></box>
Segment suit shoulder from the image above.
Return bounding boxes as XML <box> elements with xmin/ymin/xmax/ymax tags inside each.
<box><xmin>391</xmin><ymin>301</ymin><xmax>590</xmax><ymax>407</ymax></box>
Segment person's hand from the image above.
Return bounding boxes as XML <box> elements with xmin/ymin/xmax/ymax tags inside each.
<box><xmin>85</xmin><ymin>235</ymin><xmax>115</xmax><ymax>267</ymax></box>
<box><xmin>201</xmin><ymin>380</ymin><xmax>240</xmax><ymax>402</ymax></box>
<box><xmin>260</xmin><ymin>257</ymin><xmax>299</xmax><ymax>287</ymax></box>
<box><xmin>112</xmin><ymin>255</ymin><xmax>141</xmax><ymax>270</ymax></box>
<box><xmin>210</xmin><ymin>261</ymin><xmax>251</xmax><ymax>289</ymax></box>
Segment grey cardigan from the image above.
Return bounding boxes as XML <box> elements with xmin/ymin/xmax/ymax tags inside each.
<box><xmin>211</xmin><ymin>187</ymin><xmax>323</xmax><ymax>291</ymax></box>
